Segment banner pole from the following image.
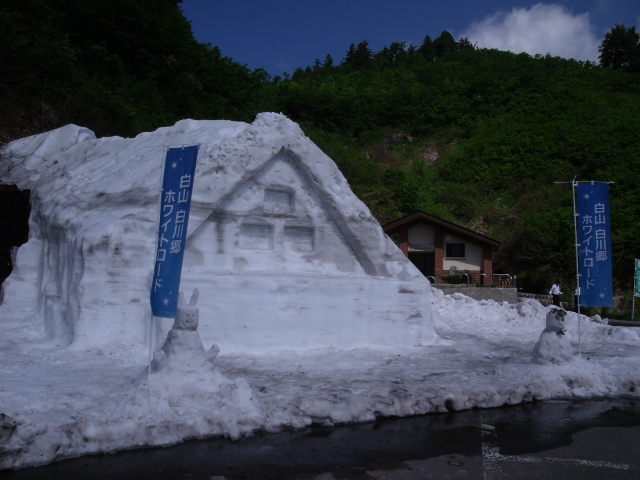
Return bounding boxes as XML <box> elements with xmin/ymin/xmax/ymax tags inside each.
<box><xmin>148</xmin><ymin>312</ymin><xmax>154</xmax><ymax>378</ymax></box>
<box><xmin>633</xmin><ymin>259</ymin><xmax>638</xmax><ymax>320</ymax></box>
<box><xmin>147</xmin><ymin>145</ymin><xmax>169</xmax><ymax>398</ymax></box>
<box><xmin>559</xmin><ymin>179</ymin><xmax>615</xmax><ymax>354</ymax></box>
<box><xmin>571</xmin><ymin>177</ymin><xmax>582</xmax><ymax>356</ymax></box>
<box><xmin>149</xmin><ymin>145</ymin><xmax>199</xmax><ymax>319</ymax></box>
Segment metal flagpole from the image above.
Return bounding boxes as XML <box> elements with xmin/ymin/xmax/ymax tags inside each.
<box><xmin>554</xmin><ymin>178</ymin><xmax>582</xmax><ymax>355</ymax></box>
<box><xmin>571</xmin><ymin>178</ymin><xmax>582</xmax><ymax>356</ymax></box>
<box><xmin>556</xmin><ymin>179</ymin><xmax>616</xmax><ymax>356</ymax></box>
<box><xmin>148</xmin><ymin>142</ymin><xmax>200</xmax><ymax>371</ymax></box>
<box><xmin>148</xmin><ymin>145</ymin><xmax>169</xmax><ymax>390</ymax></box>
<box><xmin>633</xmin><ymin>268</ymin><xmax>636</xmax><ymax>321</ymax></box>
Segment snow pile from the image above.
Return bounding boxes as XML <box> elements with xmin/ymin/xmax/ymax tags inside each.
<box><xmin>1</xmin><ymin>290</ymin><xmax>639</xmax><ymax>470</ymax></box>
<box><xmin>1</xmin><ymin>117</ymin><xmax>639</xmax><ymax>470</ymax></box>
<box><xmin>531</xmin><ymin>307</ymin><xmax>573</xmax><ymax>365</ymax></box>
<box><xmin>0</xmin><ymin>114</ymin><xmax>435</xmax><ymax>353</ymax></box>
<box><xmin>126</xmin><ymin>289</ymin><xmax>264</xmax><ymax>441</ymax></box>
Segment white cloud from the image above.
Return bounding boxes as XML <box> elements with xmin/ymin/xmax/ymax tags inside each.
<box><xmin>462</xmin><ymin>3</ymin><xmax>600</xmax><ymax>61</ymax></box>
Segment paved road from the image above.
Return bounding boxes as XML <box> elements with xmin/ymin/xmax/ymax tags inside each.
<box><xmin>608</xmin><ymin>319</ymin><xmax>640</xmax><ymax>328</ymax></box>
<box><xmin>3</xmin><ymin>398</ymin><xmax>640</xmax><ymax>479</ymax></box>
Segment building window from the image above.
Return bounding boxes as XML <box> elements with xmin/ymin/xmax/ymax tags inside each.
<box><xmin>446</xmin><ymin>243</ymin><xmax>465</xmax><ymax>258</ymax></box>
<box><xmin>284</xmin><ymin>226</ymin><xmax>314</xmax><ymax>252</ymax></box>
<box><xmin>264</xmin><ymin>188</ymin><xmax>293</xmax><ymax>214</ymax></box>
<box><xmin>239</xmin><ymin>223</ymin><xmax>273</xmax><ymax>250</ymax></box>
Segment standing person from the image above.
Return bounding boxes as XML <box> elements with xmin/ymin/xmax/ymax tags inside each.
<box><xmin>549</xmin><ymin>280</ymin><xmax>562</xmax><ymax>307</ymax></box>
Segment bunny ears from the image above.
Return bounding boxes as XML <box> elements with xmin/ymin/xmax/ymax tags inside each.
<box><xmin>178</xmin><ymin>288</ymin><xmax>199</xmax><ymax>306</ymax></box>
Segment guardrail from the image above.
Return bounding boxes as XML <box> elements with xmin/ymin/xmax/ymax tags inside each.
<box><xmin>427</xmin><ymin>273</ymin><xmax>516</xmax><ymax>287</ymax></box>
<box><xmin>470</xmin><ymin>273</ymin><xmax>487</xmax><ymax>286</ymax></box>
<box><xmin>435</xmin><ymin>273</ymin><xmax>470</xmax><ymax>285</ymax></box>
<box><xmin>491</xmin><ymin>274</ymin><xmax>516</xmax><ymax>288</ymax></box>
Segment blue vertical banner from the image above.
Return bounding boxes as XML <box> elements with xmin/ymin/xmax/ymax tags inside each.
<box><xmin>577</xmin><ymin>182</ymin><xmax>613</xmax><ymax>307</ymax></box>
<box><xmin>150</xmin><ymin>145</ymin><xmax>199</xmax><ymax>318</ymax></box>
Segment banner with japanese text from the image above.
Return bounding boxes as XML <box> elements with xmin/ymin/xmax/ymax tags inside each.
<box><xmin>577</xmin><ymin>182</ymin><xmax>613</xmax><ymax>307</ymax></box>
<box><xmin>150</xmin><ymin>145</ymin><xmax>199</xmax><ymax>318</ymax></box>
<box><xmin>635</xmin><ymin>259</ymin><xmax>640</xmax><ymax>297</ymax></box>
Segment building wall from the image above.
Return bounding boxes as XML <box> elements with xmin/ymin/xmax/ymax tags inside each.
<box><xmin>442</xmin><ymin>233</ymin><xmax>483</xmax><ymax>272</ymax></box>
<box><xmin>385</xmin><ymin>219</ymin><xmax>494</xmax><ymax>286</ymax></box>
<box><xmin>408</xmin><ymin>224</ymin><xmax>435</xmax><ymax>249</ymax></box>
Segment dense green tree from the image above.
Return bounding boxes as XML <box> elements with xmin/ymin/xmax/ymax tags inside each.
<box><xmin>3</xmin><ymin>3</ymin><xmax>639</xmax><ymax>301</ymax></box>
<box><xmin>324</xmin><ymin>54</ymin><xmax>335</xmax><ymax>68</ymax></box>
<box><xmin>0</xmin><ymin>0</ymin><xmax>76</xmax><ymax>140</ymax></box>
<box><xmin>343</xmin><ymin>41</ymin><xmax>373</xmax><ymax>69</ymax></box>
<box><xmin>599</xmin><ymin>24</ymin><xmax>640</xmax><ymax>71</ymax></box>
<box><xmin>419</xmin><ymin>35</ymin><xmax>436</xmax><ymax>60</ymax></box>
<box><xmin>1</xmin><ymin>0</ymin><xmax>258</xmax><ymax>139</ymax></box>
<box><xmin>433</xmin><ymin>31</ymin><xmax>457</xmax><ymax>58</ymax></box>
<box><xmin>268</xmin><ymin>38</ymin><xmax>639</xmax><ymax>295</ymax></box>
<box><xmin>457</xmin><ymin>37</ymin><xmax>475</xmax><ymax>51</ymax></box>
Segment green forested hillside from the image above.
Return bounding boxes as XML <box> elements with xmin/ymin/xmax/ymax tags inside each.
<box><xmin>2</xmin><ymin>1</ymin><xmax>639</xmax><ymax>302</ymax></box>
<box><xmin>0</xmin><ymin>0</ymin><xmax>262</xmax><ymax>141</ymax></box>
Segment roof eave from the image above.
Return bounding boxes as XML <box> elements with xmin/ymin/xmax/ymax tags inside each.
<box><xmin>382</xmin><ymin>211</ymin><xmax>501</xmax><ymax>248</ymax></box>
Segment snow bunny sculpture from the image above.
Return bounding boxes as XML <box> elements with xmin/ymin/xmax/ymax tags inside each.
<box><xmin>151</xmin><ymin>288</ymin><xmax>220</xmax><ymax>373</ymax></box>
<box><xmin>131</xmin><ymin>290</ymin><xmax>263</xmax><ymax>430</ymax></box>
<box><xmin>174</xmin><ymin>288</ymin><xmax>200</xmax><ymax>330</ymax></box>
<box><xmin>531</xmin><ymin>307</ymin><xmax>573</xmax><ymax>365</ymax></box>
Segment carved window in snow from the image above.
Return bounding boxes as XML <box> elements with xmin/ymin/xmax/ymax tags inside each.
<box><xmin>239</xmin><ymin>223</ymin><xmax>273</xmax><ymax>250</ymax></box>
<box><xmin>264</xmin><ymin>188</ymin><xmax>293</xmax><ymax>214</ymax></box>
<box><xmin>284</xmin><ymin>226</ymin><xmax>314</xmax><ymax>252</ymax></box>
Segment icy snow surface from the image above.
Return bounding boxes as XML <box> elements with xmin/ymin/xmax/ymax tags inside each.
<box><xmin>1</xmin><ymin>115</ymin><xmax>639</xmax><ymax>469</ymax></box>
<box><xmin>1</xmin><ymin>291</ymin><xmax>639</xmax><ymax>469</ymax></box>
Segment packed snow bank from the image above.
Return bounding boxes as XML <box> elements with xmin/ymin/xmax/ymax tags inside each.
<box><xmin>0</xmin><ymin>114</ymin><xmax>435</xmax><ymax>353</ymax></box>
<box><xmin>125</xmin><ymin>289</ymin><xmax>264</xmax><ymax>442</ymax></box>
<box><xmin>0</xmin><ymin>292</ymin><xmax>638</xmax><ymax>470</ymax></box>
<box><xmin>1</xmin><ymin>117</ymin><xmax>639</xmax><ymax>470</ymax></box>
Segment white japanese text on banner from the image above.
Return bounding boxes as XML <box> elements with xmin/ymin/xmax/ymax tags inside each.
<box><xmin>150</xmin><ymin>145</ymin><xmax>199</xmax><ymax>318</ymax></box>
<box><xmin>577</xmin><ymin>182</ymin><xmax>613</xmax><ymax>307</ymax></box>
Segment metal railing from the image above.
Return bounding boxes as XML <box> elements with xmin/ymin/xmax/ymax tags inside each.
<box><xmin>491</xmin><ymin>274</ymin><xmax>516</xmax><ymax>288</ymax></box>
<box><xmin>435</xmin><ymin>273</ymin><xmax>470</xmax><ymax>285</ymax></box>
<box><xmin>470</xmin><ymin>273</ymin><xmax>487</xmax><ymax>286</ymax></box>
<box><xmin>426</xmin><ymin>273</ymin><xmax>516</xmax><ymax>288</ymax></box>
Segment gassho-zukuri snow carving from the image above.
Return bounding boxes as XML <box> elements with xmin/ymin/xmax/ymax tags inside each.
<box><xmin>0</xmin><ymin>113</ymin><xmax>436</xmax><ymax>353</ymax></box>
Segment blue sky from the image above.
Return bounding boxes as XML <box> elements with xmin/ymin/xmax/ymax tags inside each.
<box><xmin>181</xmin><ymin>1</ymin><xmax>640</xmax><ymax>77</ymax></box>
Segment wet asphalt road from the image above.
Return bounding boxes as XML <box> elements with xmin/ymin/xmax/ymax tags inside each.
<box><xmin>3</xmin><ymin>397</ymin><xmax>640</xmax><ymax>480</ymax></box>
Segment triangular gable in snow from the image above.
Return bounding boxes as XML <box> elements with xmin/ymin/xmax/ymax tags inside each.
<box><xmin>0</xmin><ymin>114</ymin><xmax>436</xmax><ymax>353</ymax></box>
<box><xmin>186</xmin><ymin>150</ymin><xmax>374</xmax><ymax>275</ymax></box>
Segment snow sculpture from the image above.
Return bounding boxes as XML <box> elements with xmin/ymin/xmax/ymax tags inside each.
<box><xmin>130</xmin><ymin>288</ymin><xmax>263</xmax><ymax>434</ymax></box>
<box><xmin>531</xmin><ymin>307</ymin><xmax>573</xmax><ymax>365</ymax></box>
<box><xmin>0</xmin><ymin>113</ymin><xmax>436</xmax><ymax>353</ymax></box>
<box><xmin>151</xmin><ymin>289</ymin><xmax>220</xmax><ymax>372</ymax></box>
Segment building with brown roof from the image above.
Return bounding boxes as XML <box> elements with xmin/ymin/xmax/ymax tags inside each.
<box><xmin>383</xmin><ymin>211</ymin><xmax>501</xmax><ymax>286</ymax></box>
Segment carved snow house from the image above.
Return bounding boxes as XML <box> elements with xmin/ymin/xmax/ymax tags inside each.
<box><xmin>0</xmin><ymin>114</ymin><xmax>437</xmax><ymax>353</ymax></box>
